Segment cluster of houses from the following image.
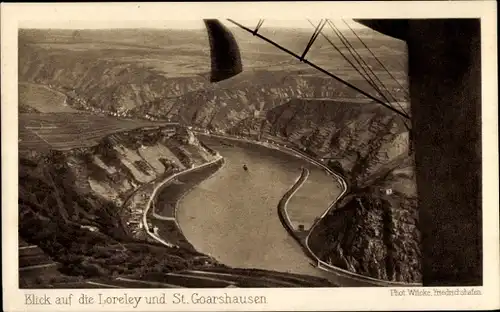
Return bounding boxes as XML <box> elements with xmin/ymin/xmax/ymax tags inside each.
<box><xmin>127</xmin><ymin>195</ymin><xmax>149</xmax><ymax>239</ymax></box>
<box><xmin>143</xmin><ymin>114</ymin><xmax>162</xmax><ymax>121</ymax></box>
<box><xmin>190</xmin><ymin>126</ymin><xmax>225</xmax><ymax>135</ymax></box>
<box><xmin>80</xmin><ymin>104</ymin><xmax>134</xmax><ymax>118</ymax></box>
<box><xmin>125</xmin><ymin>192</ymin><xmax>166</xmax><ymax>240</ymax></box>
<box><xmin>47</xmin><ymin>84</ymin><xmax>176</xmax><ymax>122</ymax></box>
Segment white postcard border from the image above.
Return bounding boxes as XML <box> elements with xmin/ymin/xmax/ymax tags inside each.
<box><xmin>2</xmin><ymin>1</ymin><xmax>498</xmax><ymax>311</ymax></box>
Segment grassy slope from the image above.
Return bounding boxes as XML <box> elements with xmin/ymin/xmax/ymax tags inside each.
<box><xmin>18</xmin><ymin>125</ymin><xmax>222</xmax><ymax>286</ymax></box>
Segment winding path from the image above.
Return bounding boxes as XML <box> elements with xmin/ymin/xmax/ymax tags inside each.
<box><xmin>150</xmin><ymin>133</ymin><xmax>420</xmax><ymax>286</ymax></box>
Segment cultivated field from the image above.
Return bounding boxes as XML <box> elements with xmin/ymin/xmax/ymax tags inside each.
<box><xmin>18</xmin><ymin>113</ymin><xmax>172</xmax><ymax>151</ymax></box>
<box><xmin>19</xmin><ymin>82</ymin><xmax>79</xmax><ymax>113</ymax></box>
<box><xmin>20</xmin><ymin>26</ymin><xmax>408</xmax><ymax>84</ymax></box>
<box><xmin>18</xmin><ymin>239</ymin><xmax>65</xmax><ymax>288</ymax></box>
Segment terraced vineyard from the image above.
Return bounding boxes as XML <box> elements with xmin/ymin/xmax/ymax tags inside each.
<box><xmin>124</xmin><ymin>267</ymin><xmax>334</xmax><ymax>288</ymax></box>
<box><xmin>19</xmin><ymin>239</ymin><xmax>332</xmax><ymax>288</ymax></box>
<box><xmin>188</xmin><ymin>267</ymin><xmax>334</xmax><ymax>287</ymax></box>
<box><xmin>19</xmin><ymin>239</ymin><xmax>68</xmax><ymax>288</ymax></box>
<box><xmin>19</xmin><ymin>113</ymin><xmax>175</xmax><ymax>151</ymax></box>
<box><xmin>19</xmin><ymin>82</ymin><xmax>79</xmax><ymax>113</ymax></box>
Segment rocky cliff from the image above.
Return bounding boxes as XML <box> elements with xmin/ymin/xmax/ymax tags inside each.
<box><xmin>18</xmin><ymin>126</ymin><xmax>220</xmax><ymax>281</ymax></box>
<box><xmin>229</xmin><ymin>98</ymin><xmax>421</xmax><ymax>283</ymax></box>
<box><xmin>309</xmin><ymin>160</ymin><xmax>420</xmax><ymax>283</ymax></box>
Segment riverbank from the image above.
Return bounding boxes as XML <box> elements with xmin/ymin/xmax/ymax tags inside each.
<box><xmin>277</xmin><ymin>167</ymin><xmax>311</xmax><ymax>244</ymax></box>
<box><xmin>144</xmin><ymin>156</ymin><xmax>224</xmax><ymax>250</ymax></box>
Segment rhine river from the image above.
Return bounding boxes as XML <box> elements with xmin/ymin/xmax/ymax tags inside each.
<box><xmin>176</xmin><ymin>137</ymin><xmax>341</xmax><ymax>278</ymax></box>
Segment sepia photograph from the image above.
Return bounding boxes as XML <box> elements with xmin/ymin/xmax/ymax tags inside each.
<box><xmin>2</xmin><ymin>2</ymin><xmax>499</xmax><ymax>311</ymax></box>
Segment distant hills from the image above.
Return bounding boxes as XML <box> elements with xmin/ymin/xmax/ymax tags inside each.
<box><xmin>19</xmin><ymin>24</ymin><xmax>405</xmax><ymax>58</ymax></box>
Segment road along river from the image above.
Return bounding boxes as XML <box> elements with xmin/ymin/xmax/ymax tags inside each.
<box><xmin>176</xmin><ymin>137</ymin><xmax>341</xmax><ymax>279</ymax></box>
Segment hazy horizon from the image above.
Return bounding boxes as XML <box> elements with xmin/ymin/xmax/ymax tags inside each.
<box><xmin>19</xmin><ymin>19</ymin><xmax>367</xmax><ymax>31</ymax></box>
